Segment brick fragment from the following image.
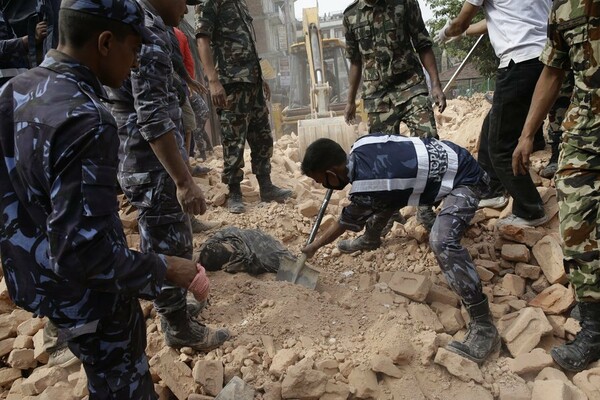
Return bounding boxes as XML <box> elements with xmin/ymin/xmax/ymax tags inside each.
<box><xmin>532</xmin><ymin>235</ymin><xmax>568</xmax><ymax>284</ymax></box>
<box><xmin>389</xmin><ymin>271</ymin><xmax>431</xmax><ymax>302</ymax></box>
<box><xmin>501</xmin><ymin>244</ymin><xmax>530</xmax><ymax>263</ymax></box>
<box><xmin>529</xmin><ymin>284</ymin><xmax>576</xmax><ymax>315</ymax></box>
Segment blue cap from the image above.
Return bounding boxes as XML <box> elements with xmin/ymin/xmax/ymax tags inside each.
<box><xmin>60</xmin><ymin>0</ymin><xmax>153</xmax><ymax>42</ymax></box>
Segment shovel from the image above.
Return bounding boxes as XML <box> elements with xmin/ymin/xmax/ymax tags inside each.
<box><xmin>276</xmin><ymin>189</ymin><xmax>332</xmax><ymax>289</ymax></box>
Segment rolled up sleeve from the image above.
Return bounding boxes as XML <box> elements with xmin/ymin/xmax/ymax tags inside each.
<box><xmin>131</xmin><ymin>44</ymin><xmax>177</xmax><ymax>142</ymax></box>
<box><xmin>406</xmin><ymin>0</ymin><xmax>433</xmax><ymax>51</ymax></box>
<box><xmin>344</xmin><ymin>16</ymin><xmax>361</xmax><ymax>62</ymax></box>
<box><xmin>195</xmin><ymin>0</ymin><xmax>217</xmax><ymax>38</ymax></box>
<box><xmin>540</xmin><ymin>8</ymin><xmax>570</xmax><ymax>70</ymax></box>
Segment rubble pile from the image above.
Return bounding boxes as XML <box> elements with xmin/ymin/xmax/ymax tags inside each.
<box><xmin>0</xmin><ymin>96</ymin><xmax>593</xmax><ymax>400</ymax></box>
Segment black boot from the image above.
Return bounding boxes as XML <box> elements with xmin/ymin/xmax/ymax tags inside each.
<box><xmin>161</xmin><ymin>308</ymin><xmax>230</xmax><ymax>352</ymax></box>
<box><xmin>227</xmin><ymin>183</ymin><xmax>245</xmax><ymax>214</ymax></box>
<box><xmin>446</xmin><ymin>296</ymin><xmax>500</xmax><ymax>364</ymax></box>
<box><xmin>257</xmin><ymin>175</ymin><xmax>292</xmax><ymax>203</ymax></box>
<box><xmin>416</xmin><ymin>206</ymin><xmax>437</xmax><ymax>232</ymax></box>
<box><xmin>551</xmin><ymin>302</ymin><xmax>600</xmax><ymax>372</ymax></box>
<box><xmin>381</xmin><ymin>211</ymin><xmax>405</xmax><ymax>237</ymax></box>
<box><xmin>338</xmin><ymin>212</ymin><xmax>388</xmax><ymax>253</ymax></box>
<box><xmin>540</xmin><ymin>142</ymin><xmax>560</xmax><ymax>179</ymax></box>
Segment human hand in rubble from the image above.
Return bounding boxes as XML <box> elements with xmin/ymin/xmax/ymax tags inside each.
<box><xmin>431</xmin><ymin>84</ymin><xmax>447</xmax><ymax>113</ymax></box>
<box><xmin>209</xmin><ymin>79</ymin><xmax>227</xmax><ymax>108</ymax></box>
<box><xmin>344</xmin><ymin>101</ymin><xmax>357</xmax><ymax>125</ymax></box>
<box><xmin>164</xmin><ymin>256</ymin><xmax>199</xmax><ymax>289</ymax></box>
<box><xmin>177</xmin><ymin>181</ymin><xmax>207</xmax><ymax>215</ymax></box>
<box><xmin>512</xmin><ymin>137</ymin><xmax>534</xmax><ymax>176</ymax></box>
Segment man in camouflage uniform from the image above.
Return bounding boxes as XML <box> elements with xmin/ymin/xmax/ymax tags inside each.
<box><xmin>0</xmin><ymin>0</ymin><xmax>210</xmax><ymax>397</ymax></box>
<box><xmin>195</xmin><ymin>0</ymin><xmax>292</xmax><ymax>214</ymax></box>
<box><xmin>512</xmin><ymin>0</ymin><xmax>600</xmax><ymax>373</ymax></box>
<box><xmin>0</xmin><ymin>10</ymin><xmax>47</xmax><ymax>87</ymax></box>
<box><xmin>341</xmin><ymin>0</ymin><xmax>446</xmax><ymax>250</ymax></box>
<box><xmin>301</xmin><ymin>136</ymin><xmax>499</xmax><ymax>364</ymax></box>
<box><xmin>107</xmin><ymin>0</ymin><xmax>229</xmax><ymax>352</ymax></box>
<box><xmin>541</xmin><ymin>71</ymin><xmax>575</xmax><ymax>178</ymax></box>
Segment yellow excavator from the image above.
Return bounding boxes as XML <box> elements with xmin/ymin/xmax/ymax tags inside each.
<box><xmin>274</xmin><ymin>7</ymin><xmax>361</xmax><ymax>157</ymax></box>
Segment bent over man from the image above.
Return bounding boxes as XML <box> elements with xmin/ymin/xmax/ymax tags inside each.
<box><xmin>301</xmin><ymin>135</ymin><xmax>498</xmax><ymax>363</ymax></box>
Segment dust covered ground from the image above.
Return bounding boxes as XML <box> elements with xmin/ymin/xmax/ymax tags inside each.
<box><xmin>2</xmin><ymin>95</ymin><xmax>596</xmax><ymax>400</ymax></box>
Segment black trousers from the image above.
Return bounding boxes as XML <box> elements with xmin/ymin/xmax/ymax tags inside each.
<box><xmin>477</xmin><ymin>58</ymin><xmax>545</xmax><ymax>220</ymax></box>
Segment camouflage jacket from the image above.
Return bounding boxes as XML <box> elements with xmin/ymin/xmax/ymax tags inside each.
<box><xmin>0</xmin><ymin>11</ymin><xmax>28</xmax><ymax>77</ymax></box>
<box><xmin>343</xmin><ymin>0</ymin><xmax>431</xmax><ymax>112</ymax></box>
<box><xmin>107</xmin><ymin>0</ymin><xmax>185</xmax><ymax>175</ymax></box>
<box><xmin>541</xmin><ymin>0</ymin><xmax>600</xmax><ymax>151</ymax></box>
<box><xmin>0</xmin><ymin>50</ymin><xmax>167</xmax><ymax>328</ymax></box>
<box><xmin>195</xmin><ymin>0</ymin><xmax>261</xmax><ymax>85</ymax></box>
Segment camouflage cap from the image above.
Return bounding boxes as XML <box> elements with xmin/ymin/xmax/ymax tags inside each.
<box><xmin>60</xmin><ymin>0</ymin><xmax>152</xmax><ymax>42</ymax></box>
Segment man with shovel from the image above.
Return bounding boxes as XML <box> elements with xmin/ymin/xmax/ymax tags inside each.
<box><xmin>301</xmin><ymin>135</ymin><xmax>499</xmax><ymax>364</ymax></box>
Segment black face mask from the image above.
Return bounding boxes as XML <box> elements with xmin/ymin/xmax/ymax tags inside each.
<box><xmin>324</xmin><ymin>171</ymin><xmax>348</xmax><ymax>190</ymax></box>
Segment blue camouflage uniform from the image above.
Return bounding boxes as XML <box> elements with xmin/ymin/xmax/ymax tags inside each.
<box><xmin>0</xmin><ymin>10</ymin><xmax>28</xmax><ymax>86</ymax></box>
<box><xmin>0</xmin><ymin>0</ymin><xmax>165</xmax><ymax>397</ymax></box>
<box><xmin>195</xmin><ymin>0</ymin><xmax>274</xmax><ymax>185</ymax></box>
<box><xmin>107</xmin><ymin>0</ymin><xmax>193</xmax><ymax>319</ymax></box>
<box><xmin>341</xmin><ymin>134</ymin><xmax>488</xmax><ymax>304</ymax></box>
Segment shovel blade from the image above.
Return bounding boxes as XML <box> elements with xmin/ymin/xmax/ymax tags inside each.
<box><xmin>277</xmin><ymin>256</ymin><xmax>319</xmax><ymax>290</ymax></box>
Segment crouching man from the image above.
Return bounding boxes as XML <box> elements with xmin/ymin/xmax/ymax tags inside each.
<box><xmin>301</xmin><ymin>135</ymin><xmax>498</xmax><ymax>363</ymax></box>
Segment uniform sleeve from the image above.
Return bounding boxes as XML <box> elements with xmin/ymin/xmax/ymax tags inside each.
<box><xmin>47</xmin><ymin>116</ymin><xmax>167</xmax><ymax>299</ymax></box>
<box><xmin>539</xmin><ymin>5</ymin><xmax>570</xmax><ymax>70</ymax></box>
<box><xmin>343</xmin><ymin>14</ymin><xmax>361</xmax><ymax>62</ymax></box>
<box><xmin>0</xmin><ymin>37</ymin><xmax>26</xmax><ymax>62</ymax></box>
<box><xmin>131</xmin><ymin>43</ymin><xmax>178</xmax><ymax>142</ymax></box>
<box><xmin>406</xmin><ymin>0</ymin><xmax>433</xmax><ymax>51</ymax></box>
<box><xmin>195</xmin><ymin>0</ymin><xmax>217</xmax><ymax>38</ymax></box>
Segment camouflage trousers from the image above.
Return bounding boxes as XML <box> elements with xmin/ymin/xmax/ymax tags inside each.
<box><xmin>219</xmin><ymin>82</ymin><xmax>273</xmax><ymax>185</ymax></box>
<box><xmin>190</xmin><ymin>93</ymin><xmax>212</xmax><ymax>157</ymax></box>
<box><xmin>556</xmin><ymin>141</ymin><xmax>600</xmax><ymax>302</ymax></box>
<box><xmin>367</xmin><ymin>93</ymin><xmax>438</xmax><ymax>138</ymax></box>
<box><xmin>547</xmin><ymin>71</ymin><xmax>574</xmax><ymax>144</ymax></box>
<box><xmin>119</xmin><ymin>171</ymin><xmax>192</xmax><ymax>316</ymax></box>
<box><xmin>54</xmin><ymin>297</ymin><xmax>156</xmax><ymax>399</ymax></box>
<box><xmin>429</xmin><ymin>182</ymin><xmax>487</xmax><ymax>304</ymax></box>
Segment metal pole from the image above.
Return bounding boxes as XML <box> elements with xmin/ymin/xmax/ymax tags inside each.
<box><xmin>443</xmin><ymin>34</ymin><xmax>485</xmax><ymax>93</ymax></box>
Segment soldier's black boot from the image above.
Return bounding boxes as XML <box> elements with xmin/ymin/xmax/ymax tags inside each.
<box><xmin>161</xmin><ymin>308</ymin><xmax>230</xmax><ymax>352</ymax></box>
<box><xmin>227</xmin><ymin>183</ymin><xmax>245</xmax><ymax>214</ymax></box>
<box><xmin>257</xmin><ymin>175</ymin><xmax>292</xmax><ymax>203</ymax></box>
<box><xmin>416</xmin><ymin>206</ymin><xmax>437</xmax><ymax>231</ymax></box>
<box><xmin>338</xmin><ymin>212</ymin><xmax>388</xmax><ymax>253</ymax></box>
<box><xmin>381</xmin><ymin>211</ymin><xmax>405</xmax><ymax>237</ymax></box>
<box><xmin>540</xmin><ymin>141</ymin><xmax>560</xmax><ymax>179</ymax></box>
<box><xmin>551</xmin><ymin>302</ymin><xmax>600</xmax><ymax>372</ymax></box>
<box><xmin>447</xmin><ymin>296</ymin><xmax>500</xmax><ymax>364</ymax></box>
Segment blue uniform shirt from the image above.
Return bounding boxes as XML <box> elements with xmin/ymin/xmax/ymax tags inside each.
<box><xmin>0</xmin><ymin>50</ymin><xmax>167</xmax><ymax>327</ymax></box>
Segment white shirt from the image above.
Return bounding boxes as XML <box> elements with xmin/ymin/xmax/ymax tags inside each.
<box><xmin>467</xmin><ymin>0</ymin><xmax>551</xmax><ymax>68</ymax></box>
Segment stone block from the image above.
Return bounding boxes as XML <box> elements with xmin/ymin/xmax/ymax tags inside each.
<box><xmin>383</xmin><ymin>341</ymin><xmax>414</xmax><ymax>365</ymax></box>
<box><xmin>434</xmin><ymin>348</ymin><xmax>483</xmax><ymax>383</ymax></box>
<box><xmin>509</xmin><ymin>348</ymin><xmax>554</xmax><ymax>376</ymax></box>
<box><xmin>536</xmin><ymin>367</ymin><xmax>570</xmax><ymax>384</ymax></box>
<box><xmin>564</xmin><ymin>318</ymin><xmax>581</xmax><ymax>337</ymax></box>
<box><xmin>499</xmin><ymin>224</ymin><xmax>545</xmax><ymax>247</ymax></box>
<box><xmin>407</xmin><ymin>303</ymin><xmax>444</xmax><ymax>332</ymax></box>
<box><xmin>192</xmin><ymin>360</ymin><xmax>223</xmax><ymax>397</ymax></box>
<box><xmin>20</xmin><ymin>366</ymin><xmax>68</xmax><ymax>396</ymax></box>
<box><xmin>389</xmin><ymin>271</ymin><xmax>431</xmax><ymax>302</ymax></box>
<box><xmin>531</xmin><ymin>379</ymin><xmax>587</xmax><ymax>400</ymax></box>
<box><xmin>269</xmin><ymin>348</ymin><xmax>298</xmax><ymax>379</ymax></box>
<box><xmin>215</xmin><ymin>376</ymin><xmax>254</xmax><ymax>400</ymax></box>
<box><xmin>498</xmin><ymin>381</ymin><xmax>531</xmax><ymax>400</ymax></box>
<box><xmin>0</xmin><ymin>368</ymin><xmax>21</xmax><ymax>387</ymax></box>
<box><xmin>0</xmin><ymin>338</ymin><xmax>15</xmax><ymax>357</ymax></box>
<box><xmin>529</xmin><ymin>284</ymin><xmax>576</xmax><ymax>315</ymax></box>
<box><xmin>425</xmin><ymin>284</ymin><xmax>459</xmax><ymax>307</ymax></box>
<box><xmin>298</xmin><ymin>200</ymin><xmax>318</xmax><ymax>218</ymax></box>
<box><xmin>370</xmin><ymin>355</ymin><xmax>402</xmax><ymax>378</ymax></box>
<box><xmin>0</xmin><ymin>314</ymin><xmax>18</xmax><ymax>341</ymax></box>
<box><xmin>32</xmin><ymin>329</ymin><xmax>48</xmax><ymax>364</ymax></box>
<box><xmin>348</xmin><ymin>366</ymin><xmax>379</xmax><ymax>399</ymax></box>
<box><xmin>16</xmin><ymin>319</ymin><xmax>45</xmax><ymax>337</ymax></box>
<box><xmin>547</xmin><ymin>315</ymin><xmax>567</xmax><ymax>338</ymax></box>
<box><xmin>430</xmin><ymin>302</ymin><xmax>465</xmax><ymax>334</ymax></box>
<box><xmin>532</xmin><ymin>275</ymin><xmax>551</xmax><ymax>293</ymax></box>
<box><xmin>515</xmin><ymin>263</ymin><xmax>541</xmax><ymax>280</ymax></box>
<box><xmin>149</xmin><ymin>347</ymin><xmax>197</xmax><ymax>400</ymax></box>
<box><xmin>476</xmin><ymin>265</ymin><xmax>495</xmax><ymax>282</ymax></box>
<box><xmin>501</xmin><ymin>244</ymin><xmax>530</xmax><ymax>263</ymax></box>
<box><xmin>7</xmin><ymin>348</ymin><xmax>36</xmax><ymax>370</ymax></box>
<box><xmin>502</xmin><ymin>274</ymin><xmax>526</xmax><ymax>296</ymax></box>
<box><xmin>321</xmin><ymin>381</ymin><xmax>351</xmax><ymax>400</ymax></box>
<box><xmin>532</xmin><ymin>235</ymin><xmax>568</xmax><ymax>284</ymax></box>
<box><xmin>573</xmin><ymin>367</ymin><xmax>600</xmax><ymax>400</ymax></box>
<box><xmin>490</xmin><ymin>302</ymin><xmax>511</xmax><ymax>319</ymax></box>
<box><xmin>13</xmin><ymin>335</ymin><xmax>33</xmax><ymax>350</ymax></box>
<box><xmin>280</xmin><ymin>357</ymin><xmax>327</xmax><ymax>399</ymax></box>
<box><xmin>498</xmin><ymin>307</ymin><xmax>553</xmax><ymax>357</ymax></box>
<box><xmin>476</xmin><ymin>259</ymin><xmax>502</xmax><ymax>274</ymax></box>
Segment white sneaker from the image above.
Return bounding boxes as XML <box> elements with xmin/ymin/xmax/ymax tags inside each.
<box><xmin>47</xmin><ymin>344</ymin><xmax>79</xmax><ymax>368</ymax></box>
<box><xmin>478</xmin><ymin>195</ymin><xmax>508</xmax><ymax>209</ymax></box>
<box><xmin>496</xmin><ymin>213</ymin><xmax>550</xmax><ymax>228</ymax></box>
